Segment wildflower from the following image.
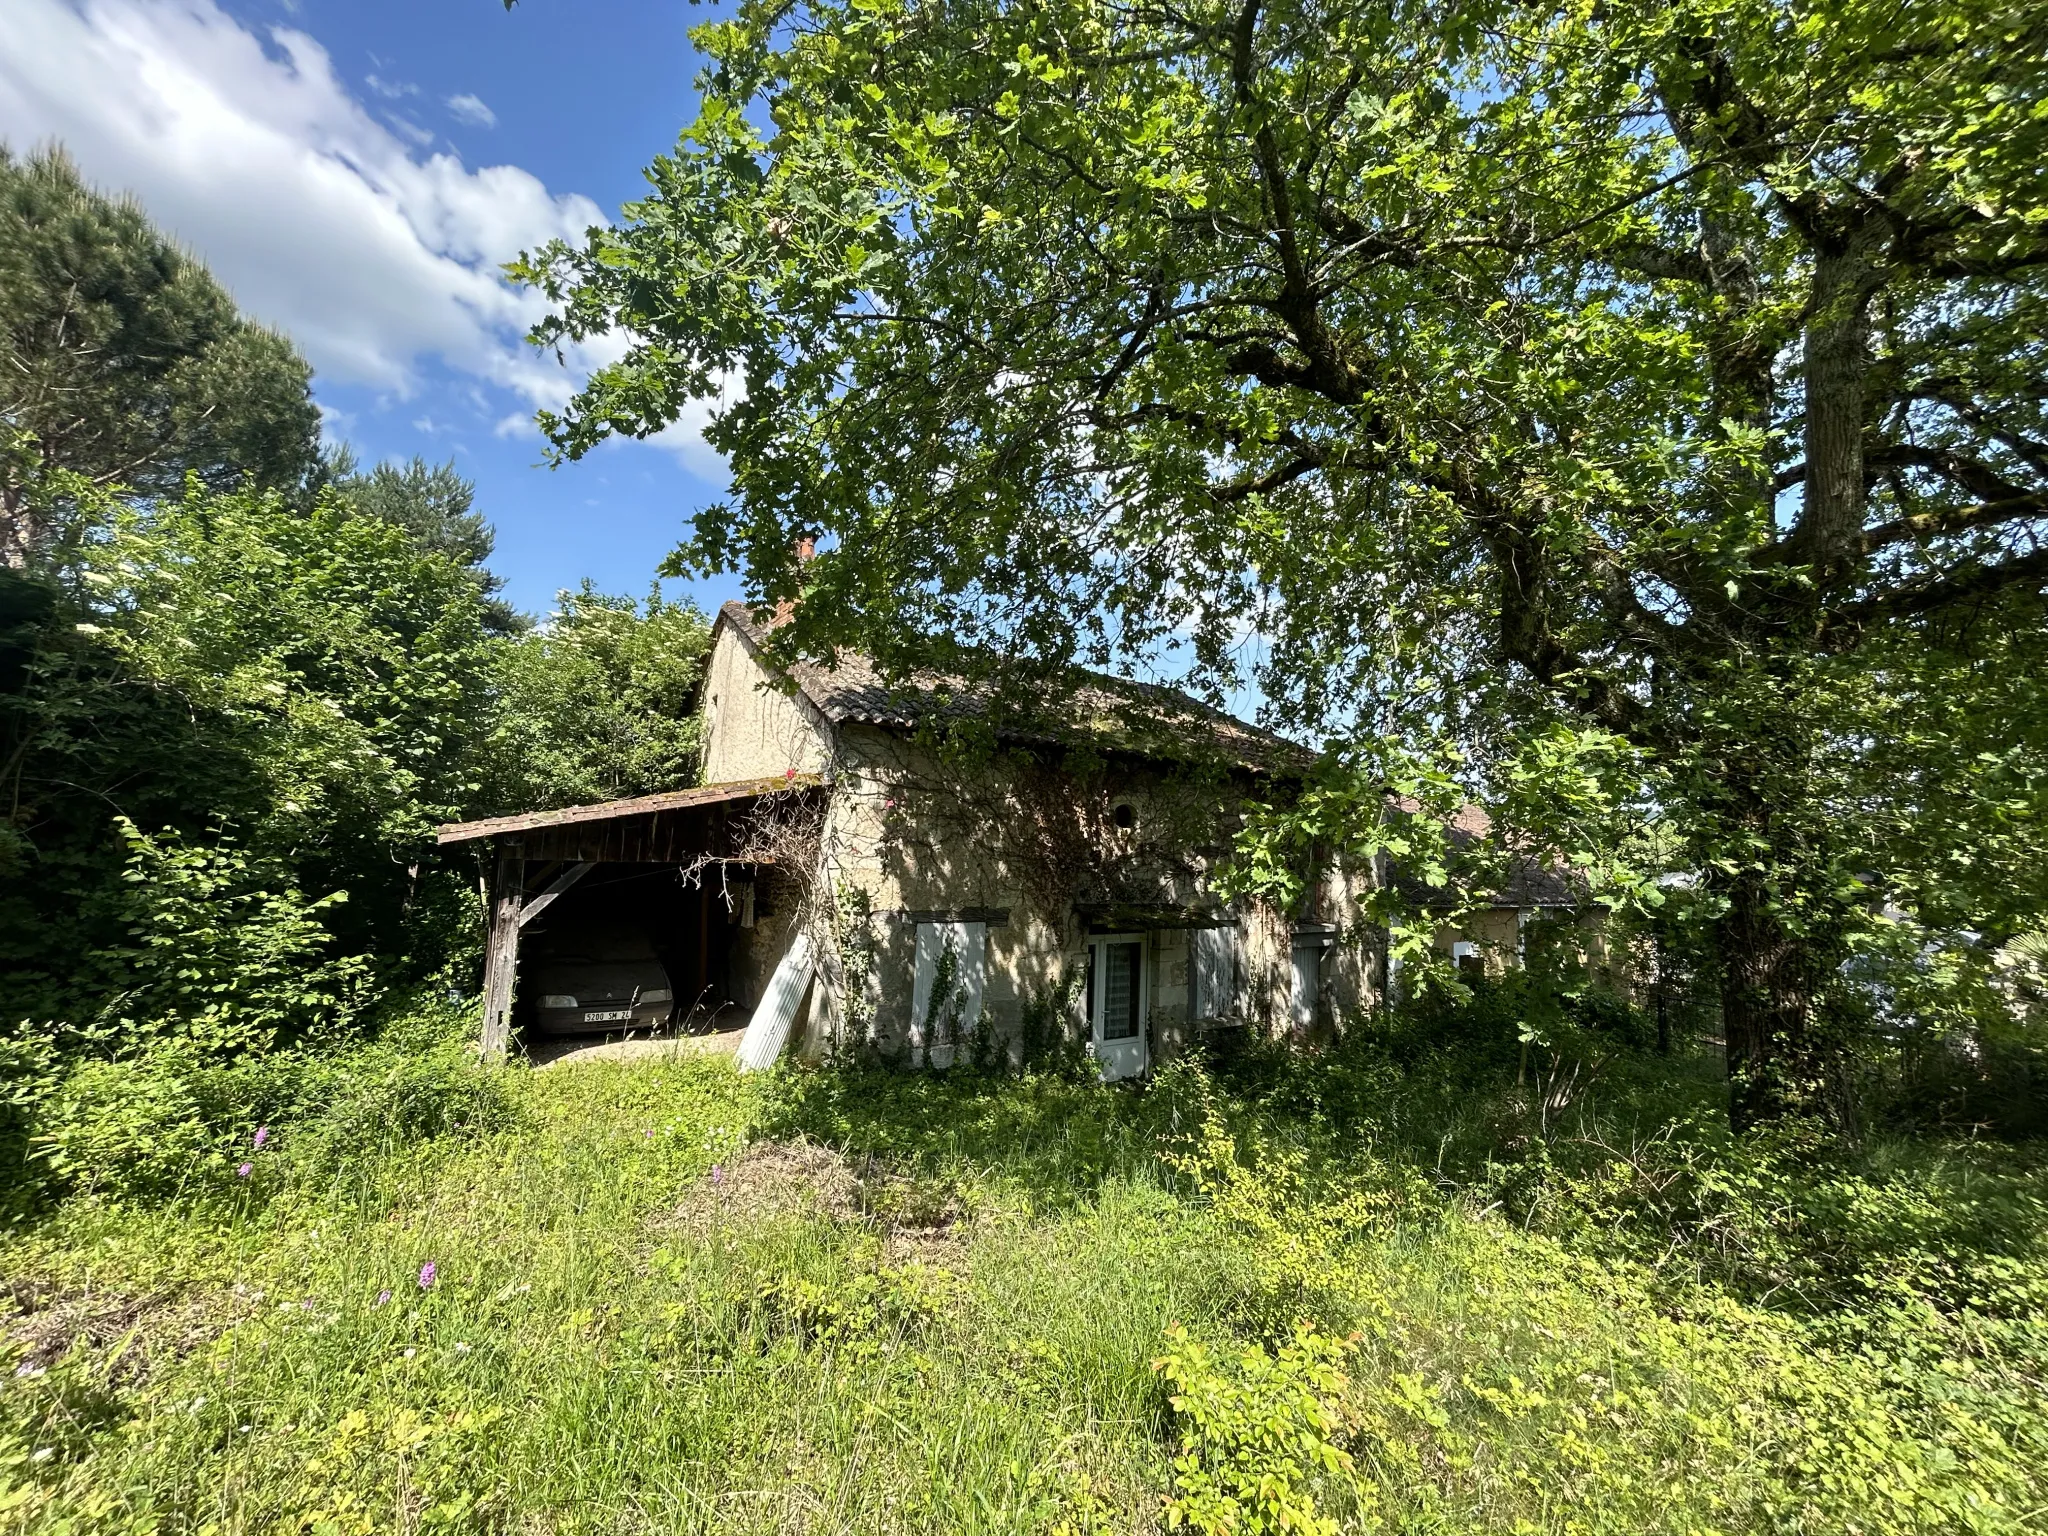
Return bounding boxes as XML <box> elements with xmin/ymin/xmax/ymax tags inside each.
<box><xmin>710</xmin><ymin>1164</ymin><xmax>725</xmax><ymax>1187</ymax></box>
<box><xmin>785</xmin><ymin>767</ymin><xmax>797</xmax><ymax>780</ymax></box>
<box><xmin>884</xmin><ymin>797</ymin><xmax>897</xmax><ymax>810</ymax></box>
<box><xmin>418</xmin><ymin>1261</ymin><xmax>437</xmax><ymax>1289</ymax></box>
<box><xmin>252</xmin><ymin>1126</ymin><xmax>269</xmax><ymax>1149</ymax></box>
<box><xmin>237</xmin><ymin>1162</ymin><xmax>253</xmax><ymax>1178</ymax></box>
<box><xmin>402</xmin><ymin>1348</ymin><xmax>416</xmax><ymax>1359</ymax></box>
<box><xmin>374</xmin><ymin>1289</ymin><xmax>392</xmax><ymax>1308</ymax></box>
<box><xmin>453</xmin><ymin>1342</ymin><xmax>471</xmax><ymax>1354</ymax></box>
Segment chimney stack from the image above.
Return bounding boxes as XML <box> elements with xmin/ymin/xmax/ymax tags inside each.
<box><xmin>794</xmin><ymin>532</ymin><xmax>817</xmax><ymax>563</ymax></box>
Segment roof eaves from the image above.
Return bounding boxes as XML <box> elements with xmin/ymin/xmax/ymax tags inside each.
<box><xmin>435</xmin><ymin>773</ymin><xmax>824</xmax><ymax>845</ymax></box>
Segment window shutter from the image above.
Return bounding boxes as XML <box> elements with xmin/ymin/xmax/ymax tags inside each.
<box><xmin>1191</xmin><ymin>924</ymin><xmax>1239</xmax><ymax>1025</ymax></box>
<box><xmin>909</xmin><ymin>921</ymin><xmax>986</xmax><ymax>1065</ymax></box>
<box><xmin>1289</xmin><ymin>942</ymin><xmax>1321</xmax><ymax>1032</ymax></box>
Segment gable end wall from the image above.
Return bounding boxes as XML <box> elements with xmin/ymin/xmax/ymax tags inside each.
<box><xmin>698</xmin><ymin>621</ymin><xmax>836</xmax><ymax>784</ymax></box>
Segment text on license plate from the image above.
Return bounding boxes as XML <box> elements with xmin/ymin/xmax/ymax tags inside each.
<box><xmin>583</xmin><ymin>1008</ymin><xmax>632</xmax><ymax>1023</ymax></box>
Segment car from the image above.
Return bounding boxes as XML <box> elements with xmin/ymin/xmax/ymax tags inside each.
<box><xmin>526</xmin><ymin>955</ymin><xmax>676</xmax><ymax>1037</ymax></box>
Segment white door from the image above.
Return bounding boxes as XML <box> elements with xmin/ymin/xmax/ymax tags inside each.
<box><xmin>1087</xmin><ymin>934</ymin><xmax>1149</xmax><ymax>1081</ymax></box>
<box><xmin>910</xmin><ymin>921</ymin><xmax>986</xmax><ymax>1067</ymax></box>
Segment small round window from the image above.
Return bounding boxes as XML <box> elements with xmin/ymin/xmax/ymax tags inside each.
<box><xmin>1112</xmin><ymin>803</ymin><xmax>1137</xmax><ymax>830</ymax></box>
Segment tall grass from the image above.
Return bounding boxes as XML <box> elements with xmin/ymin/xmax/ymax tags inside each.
<box><xmin>3</xmin><ymin>1011</ymin><xmax>2044</xmax><ymax>1534</ymax></box>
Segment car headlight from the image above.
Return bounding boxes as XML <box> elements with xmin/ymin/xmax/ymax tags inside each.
<box><xmin>540</xmin><ymin>995</ymin><xmax>578</xmax><ymax>1009</ymax></box>
<box><xmin>639</xmin><ymin>989</ymin><xmax>673</xmax><ymax>1004</ymax></box>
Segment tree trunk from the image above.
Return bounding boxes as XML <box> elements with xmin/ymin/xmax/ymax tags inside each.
<box><xmin>0</xmin><ymin>482</ymin><xmax>34</xmax><ymax>571</ymax></box>
<box><xmin>1798</xmin><ymin>231</ymin><xmax>1884</xmax><ymax>574</ymax></box>
<box><xmin>1716</xmin><ymin>870</ymin><xmax>1832</xmax><ymax>1128</ymax></box>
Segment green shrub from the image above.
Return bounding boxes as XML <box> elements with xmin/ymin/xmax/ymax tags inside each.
<box><xmin>19</xmin><ymin>994</ymin><xmax>515</xmax><ymax>1206</ymax></box>
<box><xmin>1152</xmin><ymin>1321</ymin><xmax>1361</xmax><ymax>1536</ymax></box>
<box><xmin>747</xmin><ymin>1263</ymin><xmax>958</xmax><ymax>1357</ymax></box>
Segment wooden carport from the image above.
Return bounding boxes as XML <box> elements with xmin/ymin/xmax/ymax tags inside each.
<box><xmin>436</xmin><ymin>774</ymin><xmax>825</xmax><ymax>1059</ymax></box>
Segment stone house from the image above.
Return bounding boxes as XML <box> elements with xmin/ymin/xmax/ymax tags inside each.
<box><xmin>437</xmin><ymin>600</ymin><xmax>1607</xmax><ymax>1073</ymax></box>
<box><xmin>698</xmin><ymin>601</ymin><xmax>1380</xmax><ymax>1077</ymax></box>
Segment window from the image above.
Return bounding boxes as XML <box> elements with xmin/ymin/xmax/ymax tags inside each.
<box><xmin>1452</xmin><ymin>939</ymin><xmax>1483</xmax><ymax>977</ymax></box>
<box><xmin>1111</xmin><ymin>802</ymin><xmax>1137</xmax><ymax>830</ymax></box>
<box><xmin>1098</xmin><ymin>939</ymin><xmax>1142</xmax><ymax>1040</ymax></box>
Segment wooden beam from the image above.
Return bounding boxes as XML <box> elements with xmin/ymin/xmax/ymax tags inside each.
<box><xmin>519</xmin><ymin>861</ymin><xmax>592</xmax><ymax>928</ymax></box>
<box><xmin>480</xmin><ymin>840</ymin><xmax>524</xmax><ymax>1062</ymax></box>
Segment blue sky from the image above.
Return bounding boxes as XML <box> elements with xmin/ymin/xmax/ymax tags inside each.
<box><xmin>0</xmin><ymin>0</ymin><xmax>744</xmax><ymax>620</ymax></box>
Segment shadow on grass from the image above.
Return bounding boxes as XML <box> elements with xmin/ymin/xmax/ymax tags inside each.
<box><xmin>759</xmin><ymin>1060</ymin><xmax>1173</xmax><ymax>1211</ymax></box>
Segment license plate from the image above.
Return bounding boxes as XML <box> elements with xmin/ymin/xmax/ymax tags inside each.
<box><xmin>582</xmin><ymin>1008</ymin><xmax>632</xmax><ymax>1023</ymax></box>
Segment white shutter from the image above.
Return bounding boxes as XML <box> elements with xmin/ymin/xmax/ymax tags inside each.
<box><xmin>737</xmin><ymin>930</ymin><xmax>814</xmax><ymax>1072</ymax></box>
<box><xmin>1289</xmin><ymin>942</ymin><xmax>1321</xmax><ymax>1032</ymax></box>
<box><xmin>1191</xmin><ymin>924</ymin><xmax>1238</xmax><ymax>1025</ymax></box>
<box><xmin>909</xmin><ymin>921</ymin><xmax>986</xmax><ymax>1067</ymax></box>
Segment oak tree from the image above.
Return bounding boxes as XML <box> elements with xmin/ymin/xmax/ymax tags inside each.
<box><xmin>515</xmin><ymin>0</ymin><xmax>2048</xmax><ymax>1120</ymax></box>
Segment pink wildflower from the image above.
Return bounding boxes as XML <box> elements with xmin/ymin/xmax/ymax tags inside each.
<box><xmin>374</xmin><ymin>1289</ymin><xmax>392</xmax><ymax>1307</ymax></box>
<box><xmin>710</xmin><ymin>1164</ymin><xmax>725</xmax><ymax>1187</ymax></box>
<box><xmin>236</xmin><ymin>1162</ymin><xmax>253</xmax><ymax>1178</ymax></box>
<box><xmin>252</xmin><ymin>1126</ymin><xmax>269</xmax><ymax>1149</ymax></box>
<box><xmin>785</xmin><ymin>767</ymin><xmax>797</xmax><ymax>780</ymax></box>
<box><xmin>418</xmin><ymin>1261</ymin><xmax>437</xmax><ymax>1289</ymax></box>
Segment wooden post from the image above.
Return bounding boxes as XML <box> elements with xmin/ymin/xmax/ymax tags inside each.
<box><xmin>481</xmin><ymin>839</ymin><xmax>524</xmax><ymax>1061</ymax></box>
<box><xmin>695</xmin><ymin>884</ymin><xmax>710</xmax><ymax>1016</ymax></box>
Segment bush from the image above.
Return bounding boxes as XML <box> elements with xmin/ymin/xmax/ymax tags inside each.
<box><xmin>13</xmin><ymin>993</ymin><xmax>516</xmax><ymax>1207</ymax></box>
<box><xmin>1152</xmin><ymin>1321</ymin><xmax>1361</xmax><ymax>1536</ymax></box>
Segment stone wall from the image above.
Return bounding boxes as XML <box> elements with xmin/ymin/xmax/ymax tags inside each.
<box><xmin>696</xmin><ymin>623</ymin><xmax>1389</xmax><ymax>1064</ymax></box>
<box><xmin>698</xmin><ymin>621</ymin><xmax>833</xmax><ymax>785</ymax></box>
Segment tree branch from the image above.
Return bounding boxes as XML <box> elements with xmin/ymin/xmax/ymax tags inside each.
<box><xmin>1829</xmin><ymin>545</ymin><xmax>2048</xmax><ymax>629</ymax></box>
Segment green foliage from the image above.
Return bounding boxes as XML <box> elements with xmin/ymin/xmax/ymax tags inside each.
<box><xmin>1156</xmin><ymin>1057</ymin><xmax>1401</xmax><ymax>1330</ymax></box>
<box><xmin>1</xmin><ymin>1041</ymin><xmax>2044</xmax><ymax>1532</ymax></box>
<box><xmin>0</xmin><ymin>145</ymin><xmax>319</xmax><ymax>559</ymax></box>
<box><xmin>516</xmin><ymin>0</ymin><xmax>2048</xmax><ymax>1123</ymax></box>
<box><xmin>747</xmin><ymin>1263</ymin><xmax>957</xmax><ymax>1357</ymax></box>
<box><xmin>18</xmin><ymin>993</ymin><xmax>517</xmax><ymax>1208</ymax></box>
<box><xmin>487</xmin><ymin>580</ymin><xmax>709</xmax><ymax>809</ymax></box>
<box><xmin>1016</xmin><ymin>973</ymin><xmax>1093</xmax><ymax>1079</ymax></box>
<box><xmin>918</xmin><ymin>932</ymin><xmax>966</xmax><ymax>1069</ymax></box>
<box><xmin>1</xmin><ymin>477</ymin><xmax>503</xmax><ymax>1022</ymax></box>
<box><xmin>1152</xmin><ymin>1322</ymin><xmax>1360</xmax><ymax>1536</ymax></box>
<box><xmin>322</xmin><ymin>449</ymin><xmax>523</xmax><ymax>635</ymax></box>
<box><xmin>99</xmin><ymin>818</ymin><xmax>372</xmax><ymax>1053</ymax></box>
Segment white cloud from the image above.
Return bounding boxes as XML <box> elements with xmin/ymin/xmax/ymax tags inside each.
<box><xmin>363</xmin><ymin>71</ymin><xmax>415</xmax><ymax>99</ymax></box>
<box><xmin>384</xmin><ymin>111</ymin><xmax>435</xmax><ymax>147</ymax></box>
<box><xmin>445</xmin><ymin>92</ymin><xmax>495</xmax><ymax>129</ymax></box>
<box><xmin>0</xmin><ymin>0</ymin><xmax>609</xmax><ymax>415</ymax></box>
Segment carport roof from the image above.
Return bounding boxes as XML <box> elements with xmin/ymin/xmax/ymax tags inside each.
<box><xmin>435</xmin><ymin>773</ymin><xmax>825</xmax><ymax>846</ymax></box>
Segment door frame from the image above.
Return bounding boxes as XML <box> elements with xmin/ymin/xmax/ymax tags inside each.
<box><xmin>1085</xmin><ymin>932</ymin><xmax>1150</xmax><ymax>1080</ymax></box>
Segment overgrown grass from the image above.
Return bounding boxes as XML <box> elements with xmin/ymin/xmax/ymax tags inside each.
<box><xmin>3</xmin><ymin>1010</ymin><xmax>2045</xmax><ymax>1534</ymax></box>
